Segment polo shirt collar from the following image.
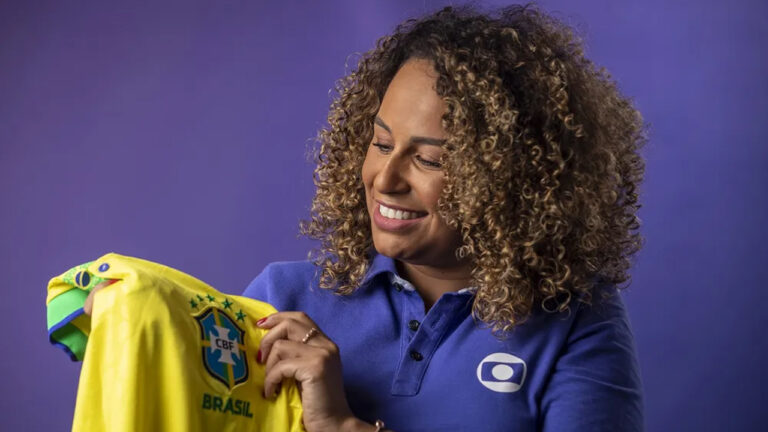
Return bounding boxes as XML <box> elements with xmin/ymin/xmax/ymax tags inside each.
<box><xmin>361</xmin><ymin>252</ymin><xmax>477</xmax><ymax>295</ymax></box>
<box><xmin>361</xmin><ymin>251</ymin><xmax>398</xmax><ymax>286</ymax></box>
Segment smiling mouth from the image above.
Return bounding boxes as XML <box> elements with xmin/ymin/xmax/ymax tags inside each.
<box><xmin>377</xmin><ymin>203</ymin><xmax>427</xmax><ymax>220</ymax></box>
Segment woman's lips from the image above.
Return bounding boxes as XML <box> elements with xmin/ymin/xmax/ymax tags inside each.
<box><xmin>372</xmin><ymin>203</ymin><xmax>427</xmax><ymax>232</ymax></box>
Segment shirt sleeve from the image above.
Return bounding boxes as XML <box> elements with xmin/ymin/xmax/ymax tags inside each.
<box><xmin>241</xmin><ymin>260</ymin><xmax>316</xmax><ymax>311</ymax></box>
<box><xmin>539</xmin><ymin>285</ymin><xmax>644</xmax><ymax>432</ymax></box>
<box><xmin>242</xmin><ymin>263</ymin><xmax>274</xmax><ymax>304</ymax></box>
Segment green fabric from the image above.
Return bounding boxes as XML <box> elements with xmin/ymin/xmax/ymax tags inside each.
<box><xmin>51</xmin><ymin>322</ymin><xmax>88</xmax><ymax>361</ymax></box>
<box><xmin>47</xmin><ymin>287</ymin><xmax>88</xmax><ymax>328</ymax></box>
<box><xmin>47</xmin><ymin>288</ymin><xmax>89</xmax><ymax>360</ymax></box>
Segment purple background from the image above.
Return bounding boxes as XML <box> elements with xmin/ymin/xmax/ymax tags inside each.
<box><xmin>1</xmin><ymin>1</ymin><xmax>766</xmax><ymax>430</ymax></box>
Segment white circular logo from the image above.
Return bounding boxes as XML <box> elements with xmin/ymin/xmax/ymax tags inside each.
<box><xmin>476</xmin><ymin>352</ymin><xmax>527</xmax><ymax>393</ymax></box>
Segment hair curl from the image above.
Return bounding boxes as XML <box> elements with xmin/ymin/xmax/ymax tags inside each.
<box><xmin>299</xmin><ymin>3</ymin><xmax>647</xmax><ymax>334</ymax></box>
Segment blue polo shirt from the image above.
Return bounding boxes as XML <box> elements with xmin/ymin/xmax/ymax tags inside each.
<box><xmin>242</xmin><ymin>252</ymin><xmax>644</xmax><ymax>431</ymax></box>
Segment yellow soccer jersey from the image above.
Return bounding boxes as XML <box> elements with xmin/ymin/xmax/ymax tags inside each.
<box><xmin>46</xmin><ymin>252</ymin><xmax>305</xmax><ymax>432</ymax></box>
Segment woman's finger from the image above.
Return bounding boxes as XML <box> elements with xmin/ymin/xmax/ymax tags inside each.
<box><xmin>83</xmin><ymin>279</ymin><xmax>119</xmax><ymax>316</ymax></box>
<box><xmin>257</xmin><ymin>311</ymin><xmax>316</xmax><ymax>329</ymax></box>
<box><xmin>264</xmin><ymin>338</ymin><xmax>321</xmax><ymax>373</ymax></box>
<box><xmin>258</xmin><ymin>319</ymin><xmax>301</xmax><ymax>362</ymax></box>
<box><xmin>263</xmin><ymin>355</ymin><xmax>319</xmax><ymax>399</ymax></box>
<box><xmin>262</xmin><ymin>338</ymin><xmax>322</xmax><ymax>396</ymax></box>
<box><xmin>262</xmin><ymin>355</ymin><xmax>299</xmax><ymax>398</ymax></box>
<box><xmin>257</xmin><ymin>314</ymin><xmax>327</xmax><ymax>362</ymax></box>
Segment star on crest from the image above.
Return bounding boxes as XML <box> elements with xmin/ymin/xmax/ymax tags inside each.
<box><xmin>235</xmin><ymin>310</ymin><xmax>246</xmax><ymax>322</ymax></box>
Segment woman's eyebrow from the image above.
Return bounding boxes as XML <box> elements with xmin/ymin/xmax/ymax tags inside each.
<box><xmin>375</xmin><ymin>116</ymin><xmax>446</xmax><ymax>146</ymax></box>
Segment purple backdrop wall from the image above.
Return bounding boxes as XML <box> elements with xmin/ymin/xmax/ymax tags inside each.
<box><xmin>1</xmin><ymin>1</ymin><xmax>766</xmax><ymax>430</ymax></box>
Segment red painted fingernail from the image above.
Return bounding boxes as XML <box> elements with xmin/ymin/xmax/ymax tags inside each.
<box><xmin>256</xmin><ymin>350</ymin><xmax>261</xmax><ymax>363</ymax></box>
<box><xmin>256</xmin><ymin>317</ymin><xmax>268</xmax><ymax>326</ymax></box>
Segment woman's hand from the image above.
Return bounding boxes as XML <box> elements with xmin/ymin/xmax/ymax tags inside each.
<box><xmin>83</xmin><ymin>280</ymin><xmax>118</xmax><ymax>315</ymax></box>
<box><xmin>256</xmin><ymin>312</ymin><xmax>371</xmax><ymax>432</ymax></box>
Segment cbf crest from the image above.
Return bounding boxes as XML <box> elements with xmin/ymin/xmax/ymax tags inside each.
<box><xmin>194</xmin><ymin>305</ymin><xmax>249</xmax><ymax>389</ymax></box>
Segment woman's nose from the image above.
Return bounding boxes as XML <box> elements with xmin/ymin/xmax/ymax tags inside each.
<box><xmin>374</xmin><ymin>156</ymin><xmax>409</xmax><ymax>194</ymax></box>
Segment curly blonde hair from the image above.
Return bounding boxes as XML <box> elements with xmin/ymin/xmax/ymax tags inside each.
<box><xmin>299</xmin><ymin>3</ymin><xmax>647</xmax><ymax>334</ymax></box>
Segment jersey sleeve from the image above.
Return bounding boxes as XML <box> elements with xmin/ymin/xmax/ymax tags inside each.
<box><xmin>46</xmin><ymin>260</ymin><xmax>112</xmax><ymax>361</ymax></box>
<box><xmin>46</xmin><ymin>287</ymin><xmax>90</xmax><ymax>361</ymax></box>
<box><xmin>539</xmin><ymin>285</ymin><xmax>644</xmax><ymax>432</ymax></box>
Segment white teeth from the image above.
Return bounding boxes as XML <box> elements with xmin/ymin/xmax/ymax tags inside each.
<box><xmin>379</xmin><ymin>204</ymin><xmax>423</xmax><ymax>220</ymax></box>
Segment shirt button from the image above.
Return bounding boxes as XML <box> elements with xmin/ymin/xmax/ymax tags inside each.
<box><xmin>410</xmin><ymin>350</ymin><xmax>424</xmax><ymax>361</ymax></box>
<box><xmin>408</xmin><ymin>320</ymin><xmax>420</xmax><ymax>331</ymax></box>
<box><xmin>394</xmin><ymin>284</ymin><xmax>403</xmax><ymax>292</ymax></box>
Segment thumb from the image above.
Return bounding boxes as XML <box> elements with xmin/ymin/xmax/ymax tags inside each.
<box><xmin>83</xmin><ymin>279</ymin><xmax>118</xmax><ymax>316</ymax></box>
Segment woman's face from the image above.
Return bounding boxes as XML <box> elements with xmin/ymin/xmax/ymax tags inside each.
<box><xmin>361</xmin><ymin>58</ymin><xmax>464</xmax><ymax>268</ymax></box>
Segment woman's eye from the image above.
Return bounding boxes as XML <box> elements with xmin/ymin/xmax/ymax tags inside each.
<box><xmin>372</xmin><ymin>142</ymin><xmax>442</xmax><ymax>169</ymax></box>
<box><xmin>416</xmin><ymin>155</ymin><xmax>442</xmax><ymax>169</ymax></box>
<box><xmin>372</xmin><ymin>142</ymin><xmax>392</xmax><ymax>153</ymax></box>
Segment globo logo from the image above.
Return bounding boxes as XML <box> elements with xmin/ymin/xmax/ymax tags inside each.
<box><xmin>476</xmin><ymin>352</ymin><xmax>527</xmax><ymax>393</ymax></box>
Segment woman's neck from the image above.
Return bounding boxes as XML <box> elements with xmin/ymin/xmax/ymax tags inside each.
<box><xmin>396</xmin><ymin>259</ymin><xmax>473</xmax><ymax>313</ymax></box>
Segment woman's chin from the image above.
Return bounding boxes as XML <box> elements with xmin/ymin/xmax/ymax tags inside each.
<box><xmin>371</xmin><ymin>240</ymin><xmax>412</xmax><ymax>261</ymax></box>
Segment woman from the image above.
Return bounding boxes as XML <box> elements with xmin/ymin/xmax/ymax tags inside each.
<box><xmin>90</xmin><ymin>4</ymin><xmax>646</xmax><ymax>432</ymax></box>
<box><xmin>241</xmin><ymin>3</ymin><xmax>646</xmax><ymax>431</ymax></box>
